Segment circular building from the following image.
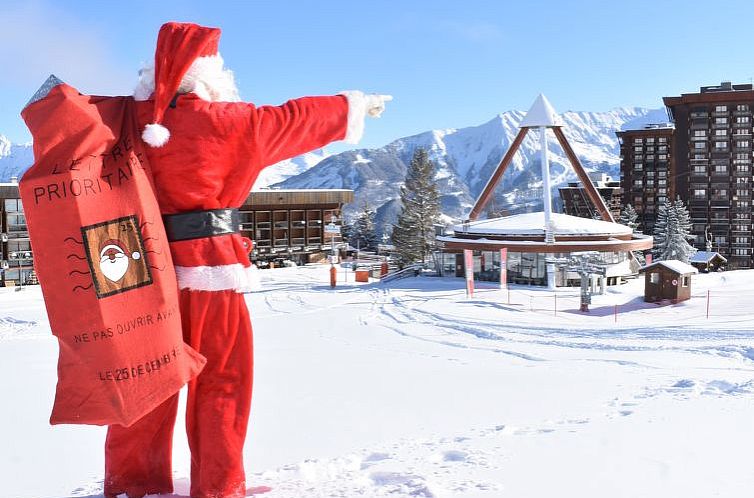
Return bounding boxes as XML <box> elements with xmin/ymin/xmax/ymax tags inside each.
<box><xmin>438</xmin><ymin>212</ymin><xmax>652</xmax><ymax>286</ymax></box>
<box><xmin>436</xmin><ymin>94</ymin><xmax>653</xmax><ymax>288</ymax></box>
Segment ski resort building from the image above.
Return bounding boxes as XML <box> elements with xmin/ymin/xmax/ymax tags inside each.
<box><xmin>559</xmin><ymin>173</ymin><xmax>622</xmax><ymax>220</ymax></box>
<box><xmin>616</xmin><ymin>123</ymin><xmax>675</xmax><ymax>235</ymax></box>
<box><xmin>241</xmin><ymin>189</ymin><xmax>353</xmax><ymax>266</ymax></box>
<box><xmin>619</xmin><ymin>82</ymin><xmax>754</xmax><ymax>270</ymax></box>
<box><xmin>0</xmin><ymin>180</ymin><xmax>33</xmax><ymax>286</ymax></box>
<box><xmin>663</xmin><ymin>82</ymin><xmax>754</xmax><ymax>270</ymax></box>
<box><xmin>437</xmin><ymin>95</ymin><xmax>653</xmax><ymax>288</ymax></box>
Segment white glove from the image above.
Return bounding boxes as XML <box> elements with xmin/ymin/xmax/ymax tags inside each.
<box><xmin>365</xmin><ymin>94</ymin><xmax>393</xmax><ymax>118</ymax></box>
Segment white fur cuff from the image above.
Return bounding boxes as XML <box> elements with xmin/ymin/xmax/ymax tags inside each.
<box><xmin>339</xmin><ymin>90</ymin><xmax>367</xmax><ymax>144</ymax></box>
<box><xmin>175</xmin><ymin>263</ymin><xmax>262</xmax><ymax>293</ymax></box>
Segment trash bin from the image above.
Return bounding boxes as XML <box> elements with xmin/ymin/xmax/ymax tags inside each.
<box><xmin>355</xmin><ymin>269</ymin><xmax>370</xmax><ymax>282</ymax></box>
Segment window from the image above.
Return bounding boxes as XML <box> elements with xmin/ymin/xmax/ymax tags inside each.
<box><xmin>659</xmin><ymin>137</ymin><xmax>667</xmax><ymax>143</ymax></box>
<box><xmin>737</xmin><ymin>140</ymin><xmax>750</xmax><ymax>148</ymax></box>
<box><xmin>714</xmin><ymin>164</ymin><xmax>728</xmax><ymax>174</ymax></box>
<box><xmin>712</xmin><ymin>189</ymin><xmax>728</xmax><ymax>200</ymax></box>
<box><xmin>694</xmin><ymin>142</ymin><xmax>706</xmax><ymax>149</ymax></box>
<box><xmin>646</xmin><ymin>155</ymin><xmax>655</xmax><ymax>161</ymax></box>
<box><xmin>737</xmin><ymin>116</ymin><xmax>750</xmax><ymax>124</ymax></box>
<box><xmin>658</xmin><ymin>179</ymin><xmax>667</xmax><ymax>186</ymax></box>
<box><xmin>646</xmin><ymin>138</ymin><xmax>655</xmax><ymax>145</ymax></box>
<box><xmin>693</xmin><ymin>130</ymin><xmax>707</xmax><ymax>137</ymax></box>
<box><xmin>633</xmin><ymin>180</ymin><xmax>643</xmax><ymax>187</ymax></box>
<box><xmin>633</xmin><ymin>138</ymin><xmax>644</xmax><ymax>145</ymax></box>
<box><xmin>716</xmin><ymin>129</ymin><xmax>728</xmax><ymax>136</ymax></box>
<box><xmin>715</xmin><ymin>141</ymin><xmax>728</xmax><ymax>150</ymax></box>
<box><xmin>634</xmin><ymin>164</ymin><xmax>643</xmax><ymax>171</ymax></box>
<box><xmin>650</xmin><ymin>272</ymin><xmax>659</xmax><ymax>284</ymax></box>
<box><xmin>3</xmin><ymin>199</ymin><xmax>22</xmax><ymax>212</ymax></box>
<box><xmin>715</xmin><ymin>236</ymin><xmax>727</xmax><ymax>245</ymax></box>
<box><xmin>634</xmin><ymin>146</ymin><xmax>643</xmax><ymax>152</ymax></box>
<box><xmin>694</xmin><ymin>189</ymin><xmax>706</xmax><ymax>198</ymax></box>
<box><xmin>658</xmin><ymin>154</ymin><xmax>667</xmax><ymax>160</ymax></box>
<box><xmin>737</xmin><ymin>104</ymin><xmax>749</xmax><ymax>112</ymax></box>
<box><xmin>716</xmin><ymin>105</ymin><xmax>728</xmax><ymax>112</ymax></box>
<box><xmin>682</xmin><ymin>275</ymin><xmax>690</xmax><ymax>287</ymax></box>
<box><xmin>715</xmin><ymin>117</ymin><xmax>728</xmax><ymax>124</ymax></box>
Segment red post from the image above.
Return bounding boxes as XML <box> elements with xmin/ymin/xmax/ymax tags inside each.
<box><xmin>706</xmin><ymin>290</ymin><xmax>710</xmax><ymax>319</ymax></box>
<box><xmin>464</xmin><ymin>249</ymin><xmax>474</xmax><ymax>298</ymax></box>
<box><xmin>380</xmin><ymin>260</ymin><xmax>389</xmax><ymax>278</ymax></box>
<box><xmin>330</xmin><ymin>265</ymin><xmax>337</xmax><ymax>288</ymax></box>
<box><xmin>499</xmin><ymin>248</ymin><xmax>507</xmax><ymax>290</ymax></box>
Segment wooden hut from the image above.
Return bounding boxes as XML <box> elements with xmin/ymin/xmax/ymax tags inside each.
<box><xmin>639</xmin><ymin>260</ymin><xmax>698</xmax><ymax>303</ymax></box>
<box><xmin>689</xmin><ymin>251</ymin><xmax>727</xmax><ymax>273</ymax></box>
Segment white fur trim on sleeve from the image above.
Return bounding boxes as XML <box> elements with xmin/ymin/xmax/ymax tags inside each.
<box><xmin>175</xmin><ymin>263</ymin><xmax>262</xmax><ymax>292</ymax></box>
<box><xmin>338</xmin><ymin>90</ymin><xmax>368</xmax><ymax>144</ymax></box>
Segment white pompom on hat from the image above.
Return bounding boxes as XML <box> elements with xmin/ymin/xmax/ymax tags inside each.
<box><xmin>141</xmin><ymin>22</ymin><xmax>221</xmax><ymax>147</ymax></box>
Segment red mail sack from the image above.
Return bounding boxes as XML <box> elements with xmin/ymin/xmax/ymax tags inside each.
<box><xmin>20</xmin><ymin>77</ymin><xmax>206</xmax><ymax>426</ymax></box>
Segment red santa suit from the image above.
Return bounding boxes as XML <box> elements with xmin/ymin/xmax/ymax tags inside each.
<box><xmin>104</xmin><ymin>22</ymin><xmax>390</xmax><ymax>498</ymax></box>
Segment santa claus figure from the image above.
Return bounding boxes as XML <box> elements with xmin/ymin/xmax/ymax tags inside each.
<box><xmin>104</xmin><ymin>22</ymin><xmax>391</xmax><ymax>498</ymax></box>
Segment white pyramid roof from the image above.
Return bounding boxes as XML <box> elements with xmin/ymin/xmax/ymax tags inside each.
<box><xmin>519</xmin><ymin>94</ymin><xmax>564</xmax><ymax>128</ymax></box>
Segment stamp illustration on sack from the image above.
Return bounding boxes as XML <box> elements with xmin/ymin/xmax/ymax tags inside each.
<box><xmin>78</xmin><ymin>215</ymin><xmax>154</xmax><ymax>298</ymax></box>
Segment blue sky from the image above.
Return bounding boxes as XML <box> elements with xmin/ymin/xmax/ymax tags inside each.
<box><xmin>2</xmin><ymin>0</ymin><xmax>754</xmax><ymax>152</ymax></box>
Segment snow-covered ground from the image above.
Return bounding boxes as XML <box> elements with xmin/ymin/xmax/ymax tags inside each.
<box><xmin>3</xmin><ymin>266</ymin><xmax>754</xmax><ymax>498</ymax></box>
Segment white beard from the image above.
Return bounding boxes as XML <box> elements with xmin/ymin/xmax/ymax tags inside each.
<box><xmin>134</xmin><ymin>53</ymin><xmax>241</xmax><ymax>103</ymax></box>
<box><xmin>100</xmin><ymin>254</ymin><xmax>129</xmax><ymax>282</ymax></box>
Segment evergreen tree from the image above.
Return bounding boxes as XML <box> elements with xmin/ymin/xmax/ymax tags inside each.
<box><xmin>391</xmin><ymin>148</ymin><xmax>441</xmax><ymax>266</ymax></box>
<box><xmin>652</xmin><ymin>196</ymin><xmax>696</xmax><ymax>263</ymax></box>
<box><xmin>619</xmin><ymin>204</ymin><xmax>640</xmax><ymax>233</ymax></box>
<box><xmin>350</xmin><ymin>200</ymin><xmax>378</xmax><ymax>251</ymax></box>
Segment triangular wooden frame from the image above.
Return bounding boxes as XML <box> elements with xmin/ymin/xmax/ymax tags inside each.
<box><xmin>467</xmin><ymin>125</ymin><xmax>616</xmax><ymax>223</ymax></box>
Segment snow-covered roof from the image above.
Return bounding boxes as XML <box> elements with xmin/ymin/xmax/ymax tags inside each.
<box><xmin>640</xmin><ymin>260</ymin><xmax>699</xmax><ymax>275</ymax></box>
<box><xmin>454</xmin><ymin>212</ymin><xmax>632</xmax><ymax>237</ymax></box>
<box><xmin>519</xmin><ymin>94</ymin><xmax>564</xmax><ymax>128</ymax></box>
<box><xmin>689</xmin><ymin>251</ymin><xmax>727</xmax><ymax>264</ymax></box>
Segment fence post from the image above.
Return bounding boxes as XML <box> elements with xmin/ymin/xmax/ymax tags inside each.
<box><xmin>554</xmin><ymin>294</ymin><xmax>557</xmax><ymax>316</ymax></box>
<box><xmin>614</xmin><ymin>304</ymin><xmax>617</xmax><ymax>323</ymax></box>
<box><xmin>706</xmin><ymin>290</ymin><xmax>710</xmax><ymax>319</ymax></box>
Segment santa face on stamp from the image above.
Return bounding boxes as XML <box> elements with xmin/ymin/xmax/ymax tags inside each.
<box><xmin>80</xmin><ymin>215</ymin><xmax>154</xmax><ymax>298</ymax></box>
<box><xmin>98</xmin><ymin>239</ymin><xmax>142</xmax><ymax>283</ymax></box>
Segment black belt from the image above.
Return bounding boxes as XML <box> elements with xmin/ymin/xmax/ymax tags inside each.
<box><xmin>163</xmin><ymin>208</ymin><xmax>241</xmax><ymax>242</ymax></box>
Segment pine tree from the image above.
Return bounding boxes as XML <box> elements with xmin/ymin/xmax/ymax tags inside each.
<box><xmin>391</xmin><ymin>148</ymin><xmax>441</xmax><ymax>267</ymax></box>
<box><xmin>652</xmin><ymin>196</ymin><xmax>696</xmax><ymax>263</ymax></box>
<box><xmin>619</xmin><ymin>204</ymin><xmax>640</xmax><ymax>233</ymax></box>
<box><xmin>350</xmin><ymin>200</ymin><xmax>378</xmax><ymax>251</ymax></box>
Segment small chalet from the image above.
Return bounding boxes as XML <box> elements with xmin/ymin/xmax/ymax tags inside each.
<box><xmin>689</xmin><ymin>251</ymin><xmax>727</xmax><ymax>273</ymax></box>
<box><xmin>639</xmin><ymin>260</ymin><xmax>698</xmax><ymax>303</ymax></box>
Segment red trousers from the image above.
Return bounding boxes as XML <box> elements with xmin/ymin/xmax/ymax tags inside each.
<box><xmin>104</xmin><ymin>290</ymin><xmax>254</xmax><ymax>498</ymax></box>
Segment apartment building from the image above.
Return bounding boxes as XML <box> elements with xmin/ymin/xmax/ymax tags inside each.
<box><xmin>616</xmin><ymin>124</ymin><xmax>674</xmax><ymax>234</ymax></box>
<box><xmin>559</xmin><ymin>172</ymin><xmax>623</xmax><ymax>221</ymax></box>
<box><xmin>663</xmin><ymin>82</ymin><xmax>754</xmax><ymax>269</ymax></box>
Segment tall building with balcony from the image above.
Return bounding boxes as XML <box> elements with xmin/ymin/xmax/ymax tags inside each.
<box><xmin>664</xmin><ymin>82</ymin><xmax>754</xmax><ymax>269</ymax></box>
<box><xmin>616</xmin><ymin>124</ymin><xmax>674</xmax><ymax>234</ymax></box>
<box><xmin>559</xmin><ymin>172</ymin><xmax>623</xmax><ymax>220</ymax></box>
<box><xmin>0</xmin><ymin>181</ymin><xmax>34</xmax><ymax>286</ymax></box>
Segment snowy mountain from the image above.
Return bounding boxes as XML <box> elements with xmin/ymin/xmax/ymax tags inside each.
<box><xmin>0</xmin><ymin>135</ymin><xmax>33</xmax><ymax>182</ymax></box>
<box><xmin>277</xmin><ymin>107</ymin><xmax>669</xmax><ymax>232</ymax></box>
<box><xmin>252</xmin><ymin>148</ymin><xmax>331</xmax><ymax>190</ymax></box>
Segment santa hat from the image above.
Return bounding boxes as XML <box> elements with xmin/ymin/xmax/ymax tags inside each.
<box><xmin>142</xmin><ymin>22</ymin><xmax>221</xmax><ymax>147</ymax></box>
